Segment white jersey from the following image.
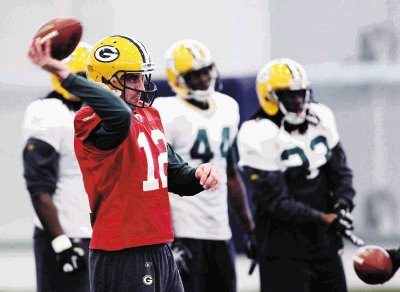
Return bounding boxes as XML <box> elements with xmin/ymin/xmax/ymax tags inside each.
<box><xmin>237</xmin><ymin>103</ymin><xmax>339</xmax><ymax>177</ymax></box>
<box><xmin>153</xmin><ymin>92</ymin><xmax>240</xmax><ymax>240</ymax></box>
<box><xmin>23</xmin><ymin>98</ymin><xmax>92</xmax><ymax>238</ymax></box>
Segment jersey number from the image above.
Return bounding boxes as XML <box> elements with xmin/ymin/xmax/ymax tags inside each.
<box><xmin>190</xmin><ymin>127</ymin><xmax>230</xmax><ymax>163</ymax></box>
<box><xmin>138</xmin><ymin>129</ymin><xmax>168</xmax><ymax>191</ymax></box>
<box><xmin>281</xmin><ymin>135</ymin><xmax>331</xmax><ymax>176</ymax></box>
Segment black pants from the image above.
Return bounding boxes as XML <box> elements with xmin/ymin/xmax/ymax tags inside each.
<box><xmin>89</xmin><ymin>243</ymin><xmax>183</xmax><ymax>292</ymax></box>
<box><xmin>259</xmin><ymin>254</ymin><xmax>347</xmax><ymax>292</ymax></box>
<box><xmin>33</xmin><ymin>227</ymin><xmax>90</xmax><ymax>292</ymax></box>
<box><xmin>178</xmin><ymin>238</ymin><xmax>237</xmax><ymax>292</ymax></box>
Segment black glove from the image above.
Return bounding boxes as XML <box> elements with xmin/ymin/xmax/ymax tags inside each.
<box><xmin>52</xmin><ymin>235</ymin><xmax>86</xmax><ymax>274</ymax></box>
<box><xmin>170</xmin><ymin>239</ymin><xmax>193</xmax><ymax>278</ymax></box>
<box><xmin>331</xmin><ymin>202</ymin><xmax>354</xmax><ymax>233</ymax></box>
<box><xmin>386</xmin><ymin>247</ymin><xmax>400</xmax><ymax>278</ymax></box>
<box><xmin>244</xmin><ymin>233</ymin><xmax>257</xmax><ymax>260</ymax></box>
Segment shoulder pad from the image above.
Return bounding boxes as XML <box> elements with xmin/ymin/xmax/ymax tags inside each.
<box><xmin>237</xmin><ymin>119</ymin><xmax>280</xmax><ymax>171</ymax></box>
<box><xmin>309</xmin><ymin>103</ymin><xmax>339</xmax><ymax>147</ymax></box>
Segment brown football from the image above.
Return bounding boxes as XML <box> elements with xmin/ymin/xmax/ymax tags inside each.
<box><xmin>353</xmin><ymin>245</ymin><xmax>393</xmax><ymax>284</ymax></box>
<box><xmin>33</xmin><ymin>18</ymin><xmax>82</xmax><ymax>60</ymax></box>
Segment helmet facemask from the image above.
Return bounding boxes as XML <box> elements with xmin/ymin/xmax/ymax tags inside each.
<box><xmin>274</xmin><ymin>89</ymin><xmax>311</xmax><ymax>125</ymax></box>
<box><xmin>108</xmin><ymin>71</ymin><xmax>157</xmax><ymax>108</ymax></box>
<box><xmin>181</xmin><ymin>64</ymin><xmax>217</xmax><ymax>102</ymax></box>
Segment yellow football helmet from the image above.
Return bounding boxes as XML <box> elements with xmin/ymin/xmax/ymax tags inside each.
<box><xmin>165</xmin><ymin>39</ymin><xmax>217</xmax><ymax>101</ymax></box>
<box><xmin>256</xmin><ymin>58</ymin><xmax>311</xmax><ymax>124</ymax></box>
<box><xmin>87</xmin><ymin>35</ymin><xmax>157</xmax><ymax>108</ymax></box>
<box><xmin>51</xmin><ymin>42</ymin><xmax>91</xmax><ymax>101</ymax></box>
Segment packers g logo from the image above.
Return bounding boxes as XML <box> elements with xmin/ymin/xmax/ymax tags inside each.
<box><xmin>142</xmin><ymin>275</ymin><xmax>153</xmax><ymax>286</ymax></box>
<box><xmin>94</xmin><ymin>45</ymin><xmax>119</xmax><ymax>62</ymax></box>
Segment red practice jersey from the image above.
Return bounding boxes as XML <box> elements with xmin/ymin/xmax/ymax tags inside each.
<box><xmin>74</xmin><ymin>106</ymin><xmax>173</xmax><ymax>250</ymax></box>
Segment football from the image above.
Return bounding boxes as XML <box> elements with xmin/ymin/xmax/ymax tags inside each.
<box><xmin>33</xmin><ymin>18</ymin><xmax>82</xmax><ymax>60</ymax></box>
<box><xmin>353</xmin><ymin>245</ymin><xmax>393</xmax><ymax>284</ymax></box>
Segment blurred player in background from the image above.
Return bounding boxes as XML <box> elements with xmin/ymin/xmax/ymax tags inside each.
<box><xmin>28</xmin><ymin>35</ymin><xmax>221</xmax><ymax>292</ymax></box>
<box><xmin>384</xmin><ymin>245</ymin><xmax>400</xmax><ymax>281</ymax></box>
<box><xmin>153</xmin><ymin>39</ymin><xmax>254</xmax><ymax>292</ymax></box>
<box><xmin>237</xmin><ymin>58</ymin><xmax>356</xmax><ymax>292</ymax></box>
<box><xmin>23</xmin><ymin>43</ymin><xmax>92</xmax><ymax>292</ymax></box>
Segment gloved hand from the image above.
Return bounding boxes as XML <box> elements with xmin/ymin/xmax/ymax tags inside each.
<box><xmin>170</xmin><ymin>239</ymin><xmax>193</xmax><ymax>278</ymax></box>
<box><xmin>331</xmin><ymin>201</ymin><xmax>354</xmax><ymax>233</ymax></box>
<box><xmin>52</xmin><ymin>235</ymin><xmax>86</xmax><ymax>274</ymax></box>
<box><xmin>386</xmin><ymin>247</ymin><xmax>400</xmax><ymax>279</ymax></box>
<box><xmin>244</xmin><ymin>233</ymin><xmax>257</xmax><ymax>260</ymax></box>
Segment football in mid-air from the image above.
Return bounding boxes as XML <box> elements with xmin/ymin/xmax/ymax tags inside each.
<box><xmin>353</xmin><ymin>245</ymin><xmax>393</xmax><ymax>284</ymax></box>
<box><xmin>33</xmin><ymin>18</ymin><xmax>82</xmax><ymax>60</ymax></box>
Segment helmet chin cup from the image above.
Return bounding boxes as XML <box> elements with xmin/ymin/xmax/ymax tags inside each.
<box><xmin>279</xmin><ymin>99</ymin><xmax>310</xmax><ymax>126</ymax></box>
<box><xmin>283</xmin><ymin>110</ymin><xmax>307</xmax><ymax>125</ymax></box>
<box><xmin>186</xmin><ymin>78</ymin><xmax>216</xmax><ymax>102</ymax></box>
<box><xmin>188</xmin><ymin>88</ymin><xmax>213</xmax><ymax>102</ymax></box>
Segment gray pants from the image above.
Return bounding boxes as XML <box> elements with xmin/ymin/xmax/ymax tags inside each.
<box><xmin>34</xmin><ymin>227</ymin><xmax>90</xmax><ymax>292</ymax></box>
<box><xmin>89</xmin><ymin>243</ymin><xmax>184</xmax><ymax>292</ymax></box>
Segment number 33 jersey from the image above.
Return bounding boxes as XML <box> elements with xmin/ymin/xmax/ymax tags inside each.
<box><xmin>237</xmin><ymin>103</ymin><xmax>339</xmax><ymax>178</ymax></box>
<box><xmin>153</xmin><ymin>92</ymin><xmax>240</xmax><ymax>240</ymax></box>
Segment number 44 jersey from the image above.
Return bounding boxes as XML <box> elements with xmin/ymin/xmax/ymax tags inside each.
<box><xmin>153</xmin><ymin>92</ymin><xmax>240</xmax><ymax>240</ymax></box>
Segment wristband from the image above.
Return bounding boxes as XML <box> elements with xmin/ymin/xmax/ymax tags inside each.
<box><xmin>51</xmin><ymin>234</ymin><xmax>72</xmax><ymax>253</ymax></box>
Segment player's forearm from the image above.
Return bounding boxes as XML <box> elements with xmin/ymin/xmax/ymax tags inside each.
<box><xmin>167</xmin><ymin>144</ymin><xmax>204</xmax><ymax>196</ymax></box>
<box><xmin>31</xmin><ymin>193</ymin><xmax>64</xmax><ymax>238</ymax></box>
<box><xmin>328</xmin><ymin>143</ymin><xmax>356</xmax><ymax>209</ymax></box>
<box><xmin>243</xmin><ymin>167</ymin><xmax>321</xmax><ymax>225</ymax></box>
<box><xmin>63</xmin><ymin>73</ymin><xmax>132</xmax><ymax>149</ymax></box>
<box><xmin>227</xmin><ymin>173</ymin><xmax>255</xmax><ymax>233</ymax></box>
<box><xmin>62</xmin><ymin>73</ymin><xmax>131</xmax><ymax>123</ymax></box>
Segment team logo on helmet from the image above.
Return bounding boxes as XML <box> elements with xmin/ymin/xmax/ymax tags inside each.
<box><xmin>94</xmin><ymin>45</ymin><xmax>119</xmax><ymax>62</ymax></box>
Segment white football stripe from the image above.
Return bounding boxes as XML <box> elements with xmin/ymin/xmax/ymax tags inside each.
<box><xmin>39</xmin><ymin>30</ymin><xmax>59</xmax><ymax>44</ymax></box>
<box><xmin>353</xmin><ymin>255</ymin><xmax>365</xmax><ymax>265</ymax></box>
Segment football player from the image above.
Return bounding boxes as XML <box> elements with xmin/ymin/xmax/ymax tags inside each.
<box><xmin>382</xmin><ymin>247</ymin><xmax>400</xmax><ymax>282</ymax></box>
<box><xmin>23</xmin><ymin>43</ymin><xmax>92</xmax><ymax>292</ymax></box>
<box><xmin>153</xmin><ymin>39</ymin><xmax>254</xmax><ymax>292</ymax></box>
<box><xmin>28</xmin><ymin>35</ymin><xmax>221</xmax><ymax>292</ymax></box>
<box><xmin>237</xmin><ymin>58</ymin><xmax>356</xmax><ymax>292</ymax></box>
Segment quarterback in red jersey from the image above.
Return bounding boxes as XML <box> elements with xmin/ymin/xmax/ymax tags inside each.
<box><xmin>28</xmin><ymin>35</ymin><xmax>220</xmax><ymax>292</ymax></box>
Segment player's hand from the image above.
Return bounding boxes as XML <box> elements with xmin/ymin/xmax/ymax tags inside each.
<box><xmin>244</xmin><ymin>233</ymin><xmax>257</xmax><ymax>260</ymax></box>
<box><xmin>386</xmin><ymin>247</ymin><xmax>400</xmax><ymax>278</ymax></box>
<box><xmin>170</xmin><ymin>239</ymin><xmax>193</xmax><ymax>278</ymax></box>
<box><xmin>331</xmin><ymin>211</ymin><xmax>353</xmax><ymax>233</ymax></box>
<box><xmin>332</xmin><ymin>207</ymin><xmax>354</xmax><ymax>233</ymax></box>
<box><xmin>333</xmin><ymin>201</ymin><xmax>354</xmax><ymax>229</ymax></box>
<box><xmin>195</xmin><ymin>163</ymin><xmax>220</xmax><ymax>191</ymax></box>
<box><xmin>52</xmin><ymin>235</ymin><xmax>86</xmax><ymax>274</ymax></box>
<box><xmin>28</xmin><ymin>38</ymin><xmax>70</xmax><ymax>79</ymax></box>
